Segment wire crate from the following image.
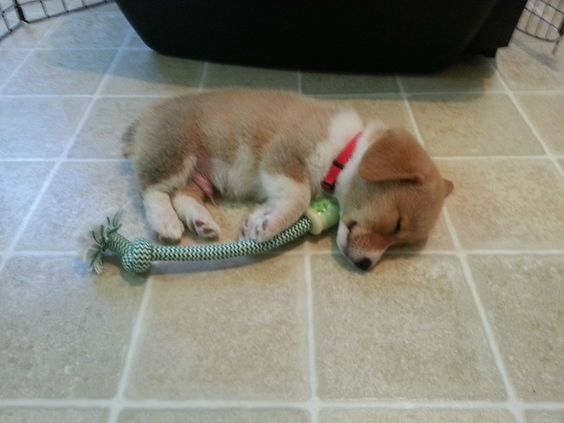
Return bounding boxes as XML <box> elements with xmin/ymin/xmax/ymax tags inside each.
<box><xmin>1</xmin><ymin>0</ymin><xmax>111</xmax><ymax>41</ymax></box>
<box><xmin>516</xmin><ymin>0</ymin><xmax>564</xmax><ymax>52</ymax></box>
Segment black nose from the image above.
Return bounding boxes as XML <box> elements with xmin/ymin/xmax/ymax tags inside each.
<box><xmin>354</xmin><ymin>258</ymin><xmax>373</xmax><ymax>271</ymax></box>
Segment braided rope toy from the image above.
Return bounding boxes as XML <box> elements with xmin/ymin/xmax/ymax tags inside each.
<box><xmin>85</xmin><ymin>198</ymin><xmax>340</xmax><ymax>274</ymax></box>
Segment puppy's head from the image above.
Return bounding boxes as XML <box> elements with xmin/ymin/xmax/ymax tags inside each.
<box><xmin>337</xmin><ymin>127</ymin><xmax>453</xmax><ymax>270</ymax></box>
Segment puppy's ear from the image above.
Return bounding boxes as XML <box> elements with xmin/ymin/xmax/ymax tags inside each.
<box><xmin>443</xmin><ymin>179</ymin><xmax>454</xmax><ymax>196</ymax></box>
<box><xmin>358</xmin><ymin>128</ymin><xmax>430</xmax><ymax>184</ymax></box>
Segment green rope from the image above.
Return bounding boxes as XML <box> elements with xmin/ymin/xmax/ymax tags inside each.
<box><xmin>85</xmin><ymin>198</ymin><xmax>339</xmax><ymax>274</ymax></box>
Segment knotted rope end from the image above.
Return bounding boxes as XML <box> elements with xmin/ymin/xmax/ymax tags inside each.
<box><xmin>82</xmin><ymin>211</ymin><xmax>123</xmax><ymax>274</ymax></box>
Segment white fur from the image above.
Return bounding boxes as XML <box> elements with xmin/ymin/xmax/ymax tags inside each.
<box><xmin>333</xmin><ymin>122</ymin><xmax>383</xmax><ymax>204</ymax></box>
<box><xmin>143</xmin><ymin>189</ymin><xmax>184</xmax><ymax>241</ymax></box>
<box><xmin>209</xmin><ymin>145</ymin><xmax>260</xmax><ymax>200</ymax></box>
<box><xmin>307</xmin><ymin>110</ymin><xmax>364</xmax><ymax>197</ymax></box>
<box><xmin>336</xmin><ymin>220</ymin><xmax>385</xmax><ymax>267</ymax></box>
<box><xmin>172</xmin><ymin>192</ymin><xmax>220</xmax><ymax>238</ymax></box>
<box><xmin>240</xmin><ymin>173</ymin><xmax>311</xmax><ymax>242</ymax></box>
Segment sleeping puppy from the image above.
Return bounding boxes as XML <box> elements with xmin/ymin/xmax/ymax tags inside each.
<box><xmin>126</xmin><ymin>90</ymin><xmax>453</xmax><ymax>270</ymax></box>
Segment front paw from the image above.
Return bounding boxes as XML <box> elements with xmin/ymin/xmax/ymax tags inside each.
<box><xmin>154</xmin><ymin>216</ymin><xmax>184</xmax><ymax>243</ymax></box>
<box><xmin>239</xmin><ymin>209</ymin><xmax>276</xmax><ymax>242</ymax></box>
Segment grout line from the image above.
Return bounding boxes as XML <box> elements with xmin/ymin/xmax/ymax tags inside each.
<box><xmin>2</xmin><ymin>47</ymin><xmax>131</xmax><ymax>50</ymax></box>
<box><xmin>0</xmin><ymin>94</ymin><xmax>92</xmax><ymax>98</ymax></box>
<box><xmin>197</xmin><ymin>61</ymin><xmax>208</xmax><ymax>91</ymax></box>
<box><xmin>0</xmin><ymin>158</ymin><xmax>58</xmax><ymax>162</ymax></box>
<box><xmin>501</xmin><ymin>89</ymin><xmax>564</xmax><ymax>95</ymax></box>
<box><xmin>464</xmin><ymin>249</ymin><xmax>564</xmax><ymax>255</ymax></box>
<box><xmin>10</xmin><ymin>250</ymin><xmax>77</xmax><ymax>256</ymax></box>
<box><xmin>432</xmin><ymin>155</ymin><xmax>549</xmax><ymax>160</ymax></box>
<box><xmin>0</xmin><ymin>94</ymin><xmax>169</xmax><ymax>98</ymax></box>
<box><xmin>1</xmin><ymin>89</ymin><xmax>563</xmax><ymax>100</ymax></box>
<box><xmin>1</xmin><ymin>398</ymin><xmax>563</xmax><ymax>411</ymax></box>
<box><xmin>492</xmin><ymin>64</ymin><xmax>564</xmax><ymax>180</ymax></box>
<box><xmin>312</xmin><ymin>92</ymin><xmax>401</xmax><ymax>99</ymax></box>
<box><xmin>0</xmin><ymin>399</ymin><xmax>112</xmax><ymax>408</ymax></box>
<box><xmin>395</xmin><ymin>76</ymin><xmax>425</xmax><ymax>145</ymax></box>
<box><xmin>0</xmin><ymin>158</ymin><xmax>129</xmax><ymax>163</ymax></box>
<box><xmin>107</xmin><ymin>279</ymin><xmax>153</xmax><ymax>423</ymax></box>
<box><xmin>443</xmin><ymin>208</ymin><xmax>524</xmax><ymax>423</ymax></box>
<box><xmin>63</xmin><ymin>158</ymin><xmax>128</xmax><ymax>162</ymax></box>
<box><xmin>405</xmin><ymin>90</ymin><xmax>506</xmax><ymax>96</ymax></box>
<box><xmin>303</xmin><ymin>243</ymin><xmax>320</xmax><ymax>423</ymax></box>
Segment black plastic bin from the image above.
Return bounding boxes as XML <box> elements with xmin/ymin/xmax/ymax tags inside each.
<box><xmin>116</xmin><ymin>0</ymin><xmax>526</xmax><ymax>73</ymax></box>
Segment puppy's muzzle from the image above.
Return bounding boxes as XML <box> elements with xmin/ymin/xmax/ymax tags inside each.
<box><xmin>354</xmin><ymin>257</ymin><xmax>373</xmax><ymax>271</ymax></box>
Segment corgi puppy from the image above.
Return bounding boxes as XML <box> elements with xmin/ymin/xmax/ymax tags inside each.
<box><xmin>126</xmin><ymin>90</ymin><xmax>453</xmax><ymax>270</ymax></box>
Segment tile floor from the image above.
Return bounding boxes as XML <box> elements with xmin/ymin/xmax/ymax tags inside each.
<box><xmin>0</xmin><ymin>4</ymin><xmax>563</xmax><ymax>423</ymax></box>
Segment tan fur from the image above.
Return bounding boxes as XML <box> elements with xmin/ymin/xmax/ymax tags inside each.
<box><xmin>128</xmin><ymin>89</ymin><xmax>452</xmax><ymax>269</ymax></box>
<box><xmin>132</xmin><ymin>91</ymin><xmax>337</xmax><ymax>190</ymax></box>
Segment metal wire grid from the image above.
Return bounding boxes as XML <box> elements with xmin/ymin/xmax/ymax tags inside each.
<box><xmin>1</xmin><ymin>0</ymin><xmax>111</xmax><ymax>41</ymax></box>
<box><xmin>517</xmin><ymin>0</ymin><xmax>564</xmax><ymax>52</ymax></box>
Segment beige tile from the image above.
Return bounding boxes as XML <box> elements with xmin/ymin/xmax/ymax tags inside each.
<box><xmin>410</xmin><ymin>94</ymin><xmax>543</xmax><ymax>156</ymax></box>
<box><xmin>0</xmin><ymin>256</ymin><xmax>145</xmax><ymax>398</ymax></box>
<box><xmin>0</xmin><ymin>50</ymin><xmax>28</xmax><ymax>83</ymax></box>
<box><xmin>204</xmin><ymin>63</ymin><xmax>298</xmax><ymax>90</ymax></box>
<box><xmin>0</xmin><ymin>97</ymin><xmax>89</xmax><ymax>158</ymax></box>
<box><xmin>0</xmin><ymin>19</ymin><xmax>56</xmax><ymax>48</ymax></box>
<box><xmin>400</xmin><ymin>56</ymin><xmax>503</xmax><ymax>93</ymax></box>
<box><xmin>127</xmin><ymin>32</ymin><xmax>149</xmax><ymax>49</ymax></box>
<box><xmin>516</xmin><ymin>94</ymin><xmax>564</xmax><ymax>155</ymax></box>
<box><xmin>438</xmin><ymin>159</ymin><xmax>564</xmax><ymax>249</ymax></box>
<box><xmin>102</xmin><ymin>50</ymin><xmax>203</xmax><ymax>95</ymax></box>
<box><xmin>2</xmin><ymin>49</ymin><xmax>116</xmax><ymax>95</ymax></box>
<box><xmin>38</xmin><ymin>9</ymin><xmax>129</xmax><ymax>48</ymax></box>
<box><xmin>305</xmin><ymin>227</ymin><xmax>337</xmax><ymax>252</ymax></box>
<box><xmin>525</xmin><ymin>411</ymin><xmax>564</xmax><ymax>423</ymax></box>
<box><xmin>69</xmin><ymin>97</ymin><xmax>163</xmax><ymax>158</ymax></box>
<box><xmin>118</xmin><ymin>409</ymin><xmax>309</xmax><ymax>423</ymax></box>
<box><xmin>496</xmin><ymin>42</ymin><xmax>564</xmax><ymax>90</ymax></box>
<box><xmin>320</xmin><ymin>409</ymin><xmax>515</xmax><ymax>423</ymax></box>
<box><xmin>17</xmin><ymin>161</ymin><xmax>149</xmax><ymax>251</ymax></box>
<box><xmin>0</xmin><ymin>408</ymin><xmax>108</xmax><ymax>423</ymax></box>
<box><xmin>0</xmin><ymin>162</ymin><xmax>53</xmax><ymax>249</ymax></box>
<box><xmin>469</xmin><ymin>255</ymin><xmax>564</xmax><ymax>401</ymax></box>
<box><xmin>559</xmin><ymin>159</ymin><xmax>564</xmax><ymax>173</ymax></box>
<box><xmin>314</xmin><ymin>96</ymin><xmax>414</xmax><ymax>130</ymax></box>
<box><xmin>312</xmin><ymin>254</ymin><xmax>504</xmax><ymax>400</ymax></box>
<box><xmin>302</xmin><ymin>72</ymin><xmax>398</xmax><ymax>94</ymax></box>
<box><xmin>126</xmin><ymin>256</ymin><xmax>309</xmax><ymax>400</ymax></box>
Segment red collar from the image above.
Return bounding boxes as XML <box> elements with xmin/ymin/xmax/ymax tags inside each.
<box><xmin>321</xmin><ymin>131</ymin><xmax>362</xmax><ymax>194</ymax></box>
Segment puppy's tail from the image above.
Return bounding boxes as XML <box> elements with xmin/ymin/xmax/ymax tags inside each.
<box><xmin>121</xmin><ymin>121</ymin><xmax>137</xmax><ymax>158</ymax></box>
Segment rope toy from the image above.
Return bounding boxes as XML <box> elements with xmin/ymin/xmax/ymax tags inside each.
<box><xmin>85</xmin><ymin>198</ymin><xmax>340</xmax><ymax>274</ymax></box>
